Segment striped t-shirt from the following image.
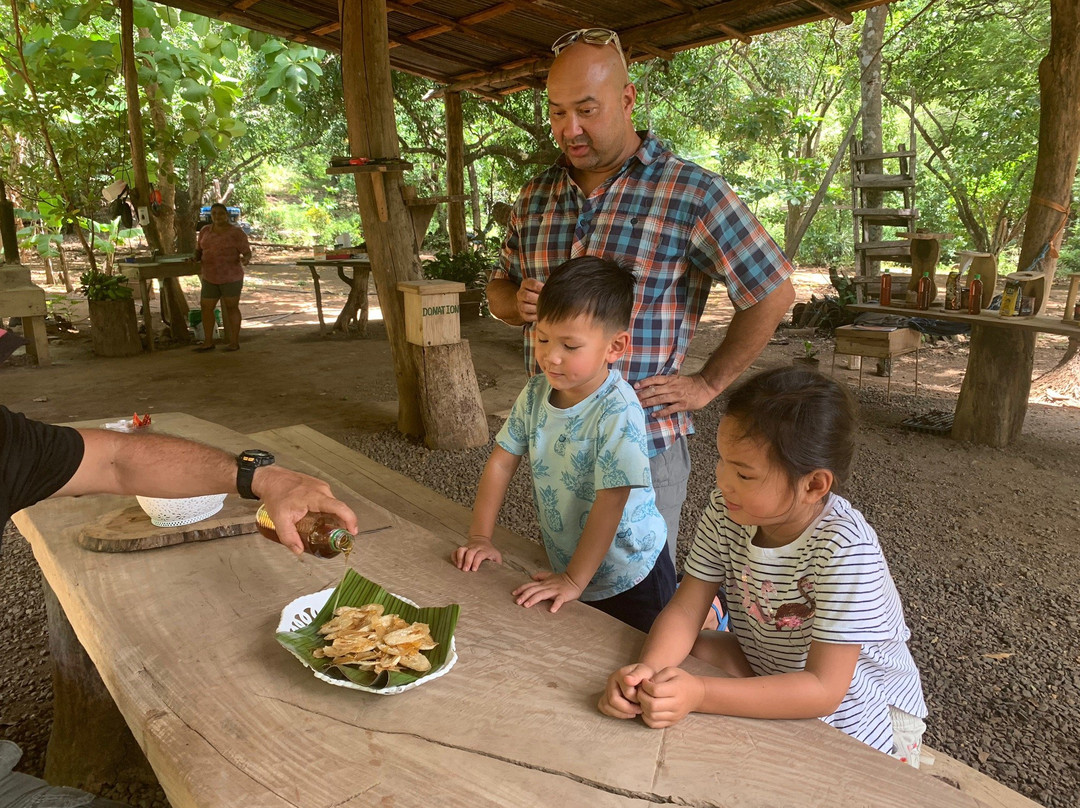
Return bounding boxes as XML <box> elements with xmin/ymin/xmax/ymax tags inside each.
<box><xmin>684</xmin><ymin>490</ymin><xmax>927</xmax><ymax>752</ymax></box>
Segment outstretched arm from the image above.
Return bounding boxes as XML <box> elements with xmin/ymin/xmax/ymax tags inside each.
<box><xmin>636</xmin><ymin>278</ymin><xmax>795</xmax><ymax>417</ymax></box>
<box><xmin>453</xmin><ymin>445</ymin><xmax>522</xmax><ymax>570</ymax></box>
<box><xmin>57</xmin><ymin>429</ymin><xmax>358</xmax><ymax>555</ymax></box>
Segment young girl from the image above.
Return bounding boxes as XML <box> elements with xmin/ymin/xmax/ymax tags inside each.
<box><xmin>598</xmin><ymin>366</ymin><xmax>928</xmax><ymax>766</ymax></box>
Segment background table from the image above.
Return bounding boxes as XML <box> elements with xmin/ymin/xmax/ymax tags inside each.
<box><xmin>296</xmin><ymin>257</ymin><xmax>371</xmax><ymax>336</ymax></box>
<box><xmin>13</xmin><ymin>414</ymin><xmax>1007</xmax><ymax>808</ymax></box>
<box><xmin>119</xmin><ymin>258</ymin><xmax>199</xmax><ymax>352</ymax></box>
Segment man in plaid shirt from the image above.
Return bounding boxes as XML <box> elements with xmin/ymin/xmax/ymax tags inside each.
<box><xmin>487</xmin><ymin>32</ymin><xmax>795</xmax><ymax>566</ymax></box>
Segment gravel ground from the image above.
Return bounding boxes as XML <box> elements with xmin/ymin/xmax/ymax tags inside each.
<box><xmin>347</xmin><ymin>382</ymin><xmax>1080</xmax><ymax>808</ymax></box>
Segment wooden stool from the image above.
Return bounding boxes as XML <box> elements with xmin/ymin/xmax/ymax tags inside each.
<box><xmin>0</xmin><ymin>264</ymin><xmax>50</xmax><ymax>366</ymax></box>
<box><xmin>832</xmin><ymin>325</ymin><xmax>921</xmax><ymax>402</ymax></box>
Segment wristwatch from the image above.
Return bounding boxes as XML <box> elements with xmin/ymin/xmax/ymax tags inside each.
<box><xmin>236</xmin><ymin>449</ymin><xmax>275</xmax><ymax>500</ymax></box>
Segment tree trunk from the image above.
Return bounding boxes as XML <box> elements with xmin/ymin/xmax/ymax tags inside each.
<box><xmin>953</xmin><ymin>0</ymin><xmax>1080</xmax><ymax>445</ymax></box>
<box><xmin>141</xmin><ymin>28</ymin><xmax>176</xmax><ymax>255</ymax></box>
<box><xmin>340</xmin><ymin>0</ymin><xmax>424</xmax><ymax>436</ymax></box>
<box><xmin>120</xmin><ymin>0</ymin><xmax>161</xmax><ymax>254</ymax></box>
<box><xmin>1030</xmin><ymin>338</ymin><xmax>1080</xmax><ymax>402</ymax></box>
<box><xmin>467</xmin><ymin>162</ymin><xmax>483</xmax><ymax>235</ymax></box>
<box><xmin>445</xmin><ymin>92</ymin><xmax>468</xmax><ymax>255</ymax></box>
<box><xmin>410</xmin><ymin>341</ymin><xmax>489</xmax><ymax>449</ymax></box>
<box><xmin>858</xmin><ymin>5</ymin><xmax>886</xmax><ymax>278</ymax></box>
<box><xmin>88</xmin><ymin>298</ymin><xmax>142</xmax><ymax>357</ymax></box>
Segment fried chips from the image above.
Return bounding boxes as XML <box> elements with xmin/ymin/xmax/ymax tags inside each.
<box><xmin>313</xmin><ymin>603</ymin><xmax>437</xmax><ymax>674</ymax></box>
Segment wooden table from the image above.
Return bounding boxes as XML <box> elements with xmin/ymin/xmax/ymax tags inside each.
<box><xmin>296</xmin><ymin>257</ymin><xmax>371</xmax><ymax>337</ymax></box>
<box><xmin>833</xmin><ymin>324</ymin><xmax>922</xmax><ymax>402</ymax></box>
<box><xmin>13</xmin><ymin>414</ymin><xmax>1005</xmax><ymax>808</ymax></box>
<box><xmin>119</xmin><ymin>258</ymin><xmax>199</xmax><ymax>353</ymax></box>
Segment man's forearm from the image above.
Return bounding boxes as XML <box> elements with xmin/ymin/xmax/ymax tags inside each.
<box><xmin>486</xmin><ymin>278</ymin><xmax>524</xmax><ymax>325</ymax></box>
<box><xmin>698</xmin><ymin>279</ymin><xmax>795</xmax><ymax>395</ymax></box>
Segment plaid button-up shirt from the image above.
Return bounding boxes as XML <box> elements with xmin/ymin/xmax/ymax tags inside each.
<box><xmin>493</xmin><ymin>132</ymin><xmax>793</xmax><ymax>456</ymax></box>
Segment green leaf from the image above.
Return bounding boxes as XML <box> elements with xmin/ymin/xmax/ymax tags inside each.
<box><xmin>133</xmin><ymin>3</ymin><xmax>158</xmax><ymax>29</ymax></box>
<box><xmin>283</xmin><ymin>93</ymin><xmax>304</xmax><ymax>115</ymax></box>
<box><xmin>220</xmin><ymin>39</ymin><xmax>238</xmax><ymax>61</ymax></box>
<box><xmin>193</xmin><ymin>15</ymin><xmax>210</xmax><ymax>36</ymax></box>
<box><xmin>203</xmin><ymin>33</ymin><xmax>222</xmax><ymax>50</ymax></box>
<box><xmin>197</xmin><ymin>132</ymin><xmax>217</xmax><ymax>158</ymax></box>
<box><xmin>181</xmin><ymin>129</ymin><xmax>200</xmax><ymax>145</ymax></box>
<box><xmin>178</xmin><ymin>78</ymin><xmax>210</xmax><ymax>102</ymax></box>
<box><xmin>248</xmin><ymin>30</ymin><xmax>268</xmax><ymax>51</ymax></box>
<box><xmin>180</xmin><ymin>104</ymin><xmax>201</xmax><ymax>124</ymax></box>
<box><xmin>179</xmin><ymin>10</ymin><xmax>197</xmax><ymax>22</ymax></box>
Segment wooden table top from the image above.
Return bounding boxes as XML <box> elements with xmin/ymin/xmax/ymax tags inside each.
<box><xmin>849</xmin><ymin>302</ymin><xmax>1080</xmax><ymax>338</ymax></box>
<box><xmin>296</xmin><ymin>257</ymin><xmax>371</xmax><ymax>268</ymax></box>
<box><xmin>13</xmin><ymin>414</ymin><xmax>994</xmax><ymax>808</ymax></box>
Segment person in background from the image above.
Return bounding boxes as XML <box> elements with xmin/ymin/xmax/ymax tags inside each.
<box><xmin>453</xmin><ymin>257</ymin><xmax>674</xmax><ymax>632</ymax></box>
<box><xmin>485</xmin><ymin>29</ymin><xmax>795</xmax><ymax>571</ymax></box>
<box><xmin>0</xmin><ymin>404</ymin><xmax>358</xmax><ymax>806</ymax></box>
<box><xmin>599</xmin><ymin>367</ymin><xmax>928</xmax><ymax>767</ymax></box>
<box><xmin>194</xmin><ymin>202</ymin><xmax>251</xmax><ymax>353</ymax></box>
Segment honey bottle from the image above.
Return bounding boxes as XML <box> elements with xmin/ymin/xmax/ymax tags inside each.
<box><xmin>968</xmin><ymin>274</ymin><xmax>984</xmax><ymax>315</ymax></box>
<box><xmin>255</xmin><ymin>505</ymin><xmax>354</xmax><ymax>558</ymax></box>
<box><xmin>879</xmin><ymin>268</ymin><xmax>892</xmax><ymax>307</ymax></box>
<box><xmin>916</xmin><ymin>271</ymin><xmax>931</xmax><ymax>310</ymax></box>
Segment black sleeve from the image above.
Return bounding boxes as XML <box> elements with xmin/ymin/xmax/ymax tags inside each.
<box><xmin>0</xmin><ymin>406</ymin><xmax>85</xmax><ymax>527</ymax></box>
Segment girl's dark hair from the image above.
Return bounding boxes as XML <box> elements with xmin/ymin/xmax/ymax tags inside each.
<box><xmin>536</xmin><ymin>256</ymin><xmax>635</xmax><ymax>332</ymax></box>
<box><xmin>724</xmin><ymin>366</ymin><xmax>857</xmax><ymax>493</ymax></box>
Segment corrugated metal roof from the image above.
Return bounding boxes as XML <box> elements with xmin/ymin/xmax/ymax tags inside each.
<box><xmin>159</xmin><ymin>0</ymin><xmax>889</xmax><ymax>95</ymax></box>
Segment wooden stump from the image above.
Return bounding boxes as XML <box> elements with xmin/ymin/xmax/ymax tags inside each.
<box><xmin>88</xmin><ymin>298</ymin><xmax>142</xmax><ymax>357</ymax></box>
<box><xmin>410</xmin><ymin>339</ymin><xmax>489</xmax><ymax>449</ymax></box>
<box><xmin>42</xmin><ymin>580</ymin><xmax>159</xmax><ymax>792</ymax></box>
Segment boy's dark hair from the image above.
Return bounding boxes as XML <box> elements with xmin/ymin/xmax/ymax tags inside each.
<box><xmin>210</xmin><ymin>202</ymin><xmax>228</xmax><ymax>214</ymax></box>
<box><xmin>724</xmin><ymin>366</ymin><xmax>857</xmax><ymax>494</ymax></box>
<box><xmin>536</xmin><ymin>256</ymin><xmax>635</xmax><ymax>332</ymax></box>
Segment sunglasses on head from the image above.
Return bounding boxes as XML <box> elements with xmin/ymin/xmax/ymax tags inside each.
<box><xmin>551</xmin><ymin>28</ymin><xmax>629</xmax><ymax>75</ymax></box>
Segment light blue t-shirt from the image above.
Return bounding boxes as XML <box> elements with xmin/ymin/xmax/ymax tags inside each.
<box><xmin>496</xmin><ymin>369</ymin><xmax>666</xmax><ymax>601</ymax></box>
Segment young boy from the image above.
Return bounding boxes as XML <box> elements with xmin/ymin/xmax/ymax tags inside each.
<box><xmin>452</xmin><ymin>256</ymin><xmax>675</xmax><ymax>632</ymax></box>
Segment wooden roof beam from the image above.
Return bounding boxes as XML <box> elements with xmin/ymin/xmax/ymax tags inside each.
<box><xmin>637</xmin><ymin>42</ymin><xmax>675</xmax><ymax>60</ymax></box>
<box><xmin>621</xmin><ymin>0</ymin><xmax>780</xmax><ymax>46</ymax></box>
<box><xmin>407</xmin><ymin>24</ymin><xmax>452</xmax><ymax>41</ymax></box>
<box><xmin>423</xmin><ymin>58</ymin><xmax>551</xmax><ymax>99</ymax></box>
<box><xmin>508</xmin><ymin>0</ymin><xmax>604</xmax><ymax>28</ymax></box>
<box><xmin>390</xmin><ymin>34</ymin><xmax>494</xmax><ymax>72</ymax></box>
<box><xmin>804</xmin><ymin>0</ymin><xmax>854</xmax><ymax>24</ymax></box>
<box><xmin>460</xmin><ymin>2</ymin><xmax>518</xmax><ymax>25</ymax></box>
<box><xmin>386</xmin><ymin>2</ymin><xmax>548</xmax><ymax>59</ymax></box>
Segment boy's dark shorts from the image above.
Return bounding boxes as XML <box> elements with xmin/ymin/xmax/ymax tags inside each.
<box><xmin>200</xmin><ymin>279</ymin><xmax>244</xmax><ymax>300</ymax></box>
<box><xmin>585</xmin><ymin>551</ymin><xmax>676</xmax><ymax>633</ymax></box>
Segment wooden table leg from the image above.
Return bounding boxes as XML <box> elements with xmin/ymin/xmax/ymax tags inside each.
<box><xmin>42</xmin><ymin>579</ymin><xmax>159</xmax><ymax>793</ymax></box>
<box><xmin>358</xmin><ymin>268</ymin><xmax>370</xmax><ymax>337</ymax></box>
<box><xmin>139</xmin><ymin>277</ymin><xmax>154</xmax><ymax>354</ymax></box>
<box><xmin>21</xmin><ymin>314</ymin><xmax>51</xmax><ymax>366</ymax></box>
<box><xmin>310</xmin><ymin>266</ymin><xmax>326</xmax><ymax>336</ymax></box>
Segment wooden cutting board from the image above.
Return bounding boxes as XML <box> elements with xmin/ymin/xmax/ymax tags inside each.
<box><xmin>79</xmin><ymin>496</ymin><xmax>260</xmax><ymax>552</ymax></box>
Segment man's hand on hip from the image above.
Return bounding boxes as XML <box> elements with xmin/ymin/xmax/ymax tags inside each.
<box><xmin>635</xmin><ymin>373</ymin><xmax>717</xmax><ymax>417</ymax></box>
<box><xmin>516</xmin><ymin>277</ymin><xmax>544</xmax><ymax>323</ymax></box>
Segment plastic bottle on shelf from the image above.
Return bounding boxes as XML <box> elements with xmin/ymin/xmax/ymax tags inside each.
<box><xmin>968</xmin><ymin>274</ymin><xmax>984</xmax><ymax>315</ymax></box>
<box><xmin>879</xmin><ymin>268</ymin><xmax>892</xmax><ymax>307</ymax></box>
<box><xmin>255</xmin><ymin>505</ymin><xmax>354</xmax><ymax>558</ymax></box>
<box><xmin>916</xmin><ymin>271</ymin><xmax>931</xmax><ymax>310</ymax></box>
<box><xmin>944</xmin><ymin>268</ymin><xmax>961</xmax><ymax>311</ymax></box>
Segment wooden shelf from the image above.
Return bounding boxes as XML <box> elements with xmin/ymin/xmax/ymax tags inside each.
<box><xmin>848</xmin><ymin>303</ymin><xmax>1080</xmax><ymax>338</ymax></box>
<box><xmin>404</xmin><ymin>194</ymin><xmax>467</xmax><ymax>206</ymax></box>
<box><xmin>326</xmin><ymin>161</ymin><xmax>413</xmax><ymax>175</ymax></box>
<box><xmin>851</xmin><ymin>149</ymin><xmax>916</xmax><ymax>162</ymax></box>
<box><xmin>852</xmin><ymin>174</ymin><xmax>916</xmax><ymax>189</ymax></box>
<box><xmin>852</xmin><ymin>207</ymin><xmax>919</xmax><ymax>226</ymax></box>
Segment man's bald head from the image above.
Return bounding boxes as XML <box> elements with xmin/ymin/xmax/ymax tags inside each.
<box><xmin>548</xmin><ymin>39</ymin><xmax>629</xmax><ymax>93</ymax></box>
<box><xmin>546</xmin><ymin>39</ymin><xmax>639</xmax><ymax>191</ymax></box>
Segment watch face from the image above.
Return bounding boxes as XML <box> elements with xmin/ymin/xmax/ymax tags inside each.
<box><xmin>241</xmin><ymin>449</ymin><xmax>275</xmax><ymax>466</ymax></box>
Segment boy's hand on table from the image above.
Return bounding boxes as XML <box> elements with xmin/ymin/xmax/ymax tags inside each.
<box><xmin>598</xmin><ymin>663</ymin><xmax>655</xmax><ymax>719</ymax></box>
<box><xmin>637</xmin><ymin>667</ymin><xmax>705</xmax><ymax>728</ymax></box>
<box><xmin>512</xmin><ymin>571</ymin><xmax>582</xmax><ymax>612</ymax></box>
<box><xmin>452</xmin><ymin>538</ymin><xmax>502</xmax><ymax>571</ymax></box>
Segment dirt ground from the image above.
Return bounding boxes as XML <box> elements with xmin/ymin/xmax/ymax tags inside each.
<box><xmin>3</xmin><ymin>251</ymin><xmax>1080</xmax><ymax>806</ymax></box>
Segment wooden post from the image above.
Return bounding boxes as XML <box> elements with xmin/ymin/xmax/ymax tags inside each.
<box><xmin>339</xmin><ymin>0</ymin><xmax>424</xmax><ymax>436</ymax></box>
<box><xmin>445</xmin><ymin>92</ymin><xmax>469</xmax><ymax>255</ymax></box>
<box><xmin>954</xmin><ymin>0</ymin><xmax>1080</xmax><ymax>446</ymax></box>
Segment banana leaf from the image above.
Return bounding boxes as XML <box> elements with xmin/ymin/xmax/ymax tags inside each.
<box><xmin>276</xmin><ymin>568</ymin><xmax>459</xmax><ymax>690</ymax></box>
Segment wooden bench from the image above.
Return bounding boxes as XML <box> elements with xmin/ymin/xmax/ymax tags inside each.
<box><xmin>249</xmin><ymin>424</ymin><xmax>1039</xmax><ymax>808</ymax></box>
